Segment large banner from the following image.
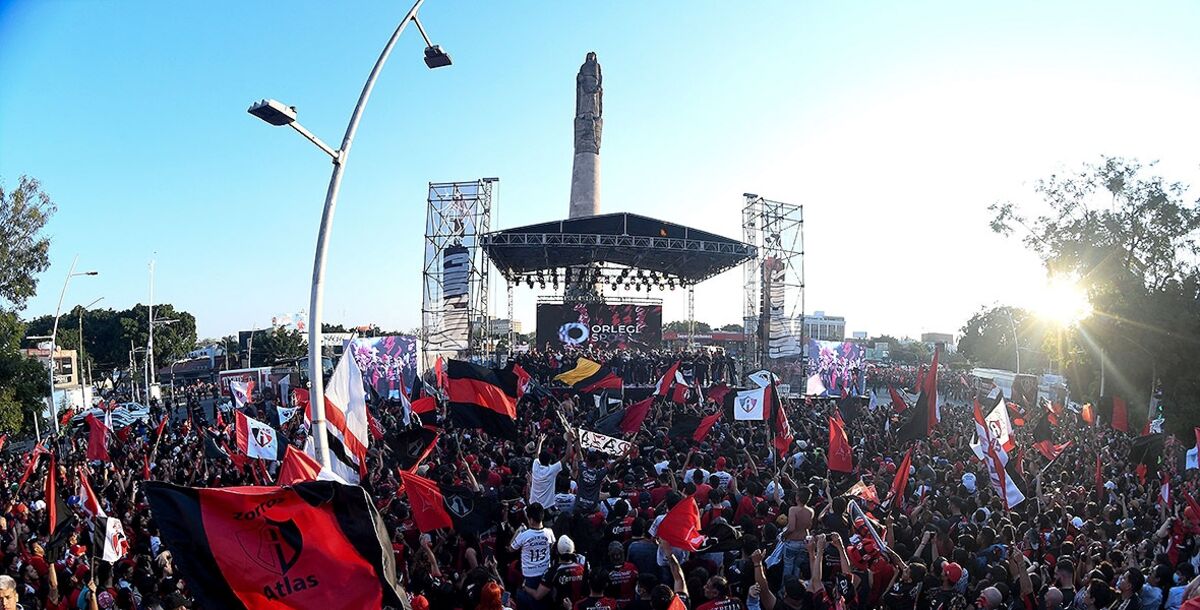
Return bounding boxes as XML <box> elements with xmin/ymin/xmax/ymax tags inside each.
<box><xmin>536</xmin><ymin>302</ymin><xmax>662</xmax><ymax>350</ymax></box>
<box><xmin>348</xmin><ymin>335</ymin><xmax>418</xmax><ymax>401</ymax></box>
<box><xmin>804</xmin><ymin>339</ymin><xmax>866</xmax><ymax>397</ymax></box>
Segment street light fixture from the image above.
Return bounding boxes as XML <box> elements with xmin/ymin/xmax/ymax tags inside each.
<box><xmin>247</xmin><ymin>0</ymin><xmax>451</xmax><ymax>470</ymax></box>
<box><xmin>47</xmin><ymin>255</ymin><xmax>99</xmax><ymax>437</ymax></box>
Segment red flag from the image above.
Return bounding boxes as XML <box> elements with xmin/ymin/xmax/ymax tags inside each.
<box><xmin>435</xmin><ymin>356</ymin><xmax>448</xmax><ymax>390</ymax></box>
<box><xmin>913</xmin><ymin>366</ymin><xmax>926</xmax><ymax>394</ymax></box>
<box><xmin>769</xmin><ymin>383</ymin><xmax>794</xmax><ymax>455</ymax></box>
<box><xmin>215</xmin><ymin>407</ymin><xmax>225</xmax><ymax>430</ymax></box>
<box><xmin>888</xmin><ymin>386</ymin><xmax>909</xmax><ymax>414</ymax></box>
<box><xmin>886</xmin><ymin>448</ymin><xmax>913</xmax><ymax>509</ymax></box>
<box><xmin>397</xmin><ymin>470</ymin><xmax>453</xmax><ymax>533</ymax></box>
<box><xmin>670</xmin><ymin>383</ymin><xmax>689</xmax><ymax>405</ymax></box>
<box><xmin>410</xmin><ymin>396</ymin><xmax>436</xmax><ymax>415</ymax></box>
<box><xmin>294</xmin><ymin>387</ymin><xmax>311</xmax><ymax>412</ymax></box>
<box><xmin>1081</xmin><ymin>403</ymin><xmax>1095</xmax><ymax>426</ymax></box>
<box><xmin>693</xmin><ymin>410</ymin><xmax>722</xmax><ymax>443</ymax></box>
<box><xmin>707</xmin><ymin>383</ymin><xmax>732</xmax><ymax>406</ymax></box>
<box><xmin>366</xmin><ymin>412</ymin><xmax>384</xmax><ymax>442</ymax></box>
<box><xmin>655</xmin><ymin>496</ymin><xmax>706</xmax><ymax>551</ymax></box>
<box><xmin>143</xmin><ymin>455</ymin><xmax>152</xmax><ymax>481</ymax></box>
<box><xmin>85</xmin><ymin>413</ymin><xmax>110</xmax><ymax>462</ymax></box>
<box><xmin>1160</xmin><ymin>472</ymin><xmax>1171</xmax><ymax>508</ymax></box>
<box><xmin>512</xmin><ymin>363</ymin><xmax>533</xmax><ymax>398</ymax></box>
<box><xmin>619</xmin><ymin>396</ymin><xmax>654</xmax><ymax>435</ymax></box>
<box><xmin>1048</xmin><ymin>401</ymin><xmax>1064</xmax><ymax>427</ymax></box>
<box><xmin>828</xmin><ymin>414</ymin><xmax>853</xmax><ymax>473</ymax></box>
<box><xmin>1183</xmin><ymin>491</ymin><xmax>1200</xmax><ymax>525</ymax></box>
<box><xmin>926</xmin><ymin>347</ymin><xmax>940</xmax><ymax>430</ymax></box>
<box><xmin>78</xmin><ymin>466</ymin><xmax>107</xmax><ymax>520</ymax></box>
<box><xmin>155</xmin><ymin>415</ymin><xmax>168</xmax><ymax>438</ymax></box>
<box><xmin>1095</xmin><ymin>453</ymin><xmax>1104</xmax><ymax>501</ymax></box>
<box><xmin>144</xmin><ymin>481</ymin><xmax>407</xmax><ymax>609</ymax></box>
<box><xmin>18</xmin><ymin>443</ymin><xmax>47</xmax><ymax>486</ymax></box>
<box><xmin>1034</xmin><ymin>440</ymin><xmax>1071</xmax><ymax>462</ymax></box>
<box><xmin>278</xmin><ymin>445</ymin><xmax>323</xmax><ymax>486</ymax></box>
<box><xmin>45</xmin><ymin>452</ymin><xmax>57</xmax><ymax>535</ymax></box>
<box><xmin>1112</xmin><ymin>396</ymin><xmax>1129</xmax><ymax>433</ymax></box>
<box><xmin>116</xmin><ymin>425</ymin><xmax>133</xmax><ymax>444</ymax></box>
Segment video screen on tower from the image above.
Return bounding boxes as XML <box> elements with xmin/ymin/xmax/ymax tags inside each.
<box><xmin>536</xmin><ymin>303</ymin><xmax>663</xmax><ymax>350</ymax></box>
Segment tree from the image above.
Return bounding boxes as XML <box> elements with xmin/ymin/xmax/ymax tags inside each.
<box><xmin>25</xmin><ymin>303</ymin><xmax>198</xmax><ymax>379</ymax></box>
<box><xmin>957</xmin><ymin>306</ymin><xmax>1050</xmax><ymax>372</ymax></box>
<box><xmin>664</xmin><ymin>321</ymin><xmax>712</xmax><ymax>333</ymax></box>
<box><xmin>717</xmin><ymin>323</ymin><xmax>744</xmax><ymax>333</ymax></box>
<box><xmin>990</xmin><ymin>156</ymin><xmax>1200</xmax><ymax>434</ymax></box>
<box><xmin>0</xmin><ymin>176</ymin><xmax>56</xmax><ymax>310</ymax></box>
<box><xmin>250</xmin><ymin>327</ymin><xmax>306</xmax><ymax>367</ymax></box>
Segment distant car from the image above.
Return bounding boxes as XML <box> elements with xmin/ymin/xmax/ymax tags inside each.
<box><xmin>67</xmin><ymin>402</ymin><xmax>151</xmax><ymax>433</ymax></box>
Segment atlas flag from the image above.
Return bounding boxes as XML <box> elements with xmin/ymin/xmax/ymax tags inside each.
<box><xmin>445</xmin><ymin>360</ymin><xmax>520</xmax><ymax>441</ymax></box>
<box><xmin>78</xmin><ymin>467</ymin><xmax>108</xmax><ymax>520</ymax></box>
<box><xmin>85</xmin><ymin>413</ymin><xmax>110</xmax><ymax>462</ymax></box>
<box><xmin>275</xmin><ymin>405</ymin><xmax>301</xmax><ymax>424</ymax></box>
<box><xmin>828</xmin><ymin>414</ymin><xmax>853</xmax><ymax>473</ymax></box>
<box><xmin>45</xmin><ymin>452</ymin><xmax>58</xmax><ymax>535</ymax></box>
<box><xmin>396</xmin><ymin>470</ymin><xmax>453</xmax><ymax>533</ymax></box>
<box><xmin>18</xmin><ymin>442</ymin><xmax>49</xmax><ymax>486</ymax></box>
<box><xmin>98</xmin><ymin>517</ymin><xmax>130</xmax><ymax>562</ymax></box>
<box><xmin>229</xmin><ymin>380</ymin><xmax>254</xmax><ymax>409</ymax></box>
<box><xmin>555</xmin><ymin>358</ymin><xmax>623</xmax><ymax>394</ymax></box>
<box><xmin>1032</xmin><ymin>414</ymin><xmax>1070</xmax><ymax>461</ymax></box>
<box><xmin>235</xmin><ymin>411</ymin><xmax>282</xmax><ymax>461</ymax></box>
<box><xmin>733</xmin><ymin>387</ymin><xmax>766</xmax><ymax>421</ymax></box>
<box><xmin>1185</xmin><ymin>427</ymin><xmax>1200</xmax><ymax>470</ymax></box>
<box><xmin>896</xmin><ymin>346</ymin><xmax>939</xmax><ymax>442</ymax></box>
<box><xmin>654</xmin><ymin>361</ymin><xmax>683</xmax><ymax>398</ymax></box>
<box><xmin>766</xmin><ymin>382</ymin><xmax>793</xmax><ymax>455</ymax></box>
<box><xmin>654</xmin><ymin>496</ymin><xmax>706</xmax><ymax>552</ymax></box>
<box><xmin>390</xmin><ymin>426</ymin><xmax>440</xmax><ymax>472</ymax></box>
<box><xmin>747</xmin><ymin>370</ymin><xmax>777</xmax><ymax>389</ymax></box>
<box><xmin>845</xmin><ymin>480</ymin><xmax>879</xmax><ymax>505</ymax></box>
<box><xmin>888</xmin><ymin>387</ymin><xmax>909</xmax><ymax>414</ymax></box>
<box><xmin>144</xmin><ymin>481</ymin><xmax>406</xmax><ymax>609</ymax></box>
<box><xmin>972</xmin><ymin>401</ymin><xmax>1026</xmax><ymax>510</ymax></box>
<box><xmin>305</xmin><ymin>353</ymin><xmax>371</xmax><ymax>484</ymax></box>
<box><xmin>984</xmin><ymin>395</ymin><xmax>1016</xmax><ymax>452</ymax></box>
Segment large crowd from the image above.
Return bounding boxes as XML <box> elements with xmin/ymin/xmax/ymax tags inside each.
<box><xmin>2</xmin><ymin>354</ymin><xmax>1199</xmax><ymax>610</ymax></box>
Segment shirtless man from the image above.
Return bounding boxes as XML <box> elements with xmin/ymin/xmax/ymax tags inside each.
<box><xmin>782</xmin><ymin>486</ymin><xmax>814</xmax><ymax>580</ymax></box>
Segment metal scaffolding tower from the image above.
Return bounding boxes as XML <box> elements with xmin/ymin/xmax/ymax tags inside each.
<box><xmin>742</xmin><ymin>193</ymin><xmax>805</xmax><ymax>370</ymax></box>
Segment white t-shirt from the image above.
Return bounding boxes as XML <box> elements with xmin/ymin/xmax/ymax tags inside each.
<box><xmin>529</xmin><ymin>461</ymin><xmax>563</xmax><ymax>510</ymax></box>
<box><xmin>510</xmin><ymin>526</ymin><xmax>555</xmax><ymax>577</ymax></box>
<box><xmin>683</xmin><ymin>468</ymin><xmax>710</xmax><ymax>486</ymax></box>
<box><xmin>554</xmin><ymin>492</ymin><xmax>576</xmax><ymax>515</ymax></box>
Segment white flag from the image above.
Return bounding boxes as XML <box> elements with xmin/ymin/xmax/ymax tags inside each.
<box><xmin>867</xmin><ymin>391</ymin><xmax>880</xmax><ymax>412</ymax></box>
<box><xmin>748</xmin><ymin>370</ymin><xmax>778</xmax><ymax>389</ymax></box>
<box><xmin>275</xmin><ymin>405</ymin><xmax>300</xmax><ymax>424</ymax></box>
<box><xmin>1186</xmin><ymin>447</ymin><xmax>1198</xmax><ymax>470</ymax></box>
<box><xmin>805</xmin><ymin>374</ymin><xmax>827</xmax><ymax>397</ymax></box>
<box><xmin>985</xmin><ymin>400</ymin><xmax>1016</xmax><ymax>452</ymax></box>
<box><xmin>100</xmin><ymin>517</ymin><xmax>130</xmax><ymax>562</ymax></box>
<box><xmin>235</xmin><ymin>411</ymin><xmax>279</xmax><ymax>460</ymax></box>
<box><xmin>734</xmin><ymin>388</ymin><xmax>767</xmax><ymax>420</ymax></box>
<box><xmin>306</xmin><ymin>353</ymin><xmax>369</xmax><ymax>484</ymax></box>
<box><xmin>229</xmin><ymin>380</ymin><xmax>253</xmax><ymax>409</ymax></box>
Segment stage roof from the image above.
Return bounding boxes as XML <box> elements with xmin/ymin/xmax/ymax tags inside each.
<box><xmin>480</xmin><ymin>212</ymin><xmax>756</xmax><ymax>285</ymax></box>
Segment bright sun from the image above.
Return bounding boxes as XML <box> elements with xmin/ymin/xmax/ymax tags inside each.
<box><xmin>1035</xmin><ymin>275</ymin><xmax>1093</xmax><ymax>326</ymax></box>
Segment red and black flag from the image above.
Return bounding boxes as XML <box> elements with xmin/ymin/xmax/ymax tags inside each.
<box><xmin>396</xmin><ymin>470</ymin><xmax>452</xmax><ymax>533</ymax></box>
<box><xmin>85</xmin><ymin>413</ymin><xmax>110</xmax><ymax>462</ymax></box>
<box><xmin>18</xmin><ymin>442</ymin><xmax>49</xmax><ymax>486</ymax></box>
<box><xmin>445</xmin><ymin>360</ymin><xmax>520</xmax><ymax>441</ymax></box>
<box><xmin>888</xmin><ymin>386</ymin><xmax>909</xmax><ymax>414</ymax></box>
<box><xmin>390</xmin><ymin>426</ymin><xmax>440</xmax><ymax>472</ymax></box>
<box><xmin>277</xmin><ymin>446</ymin><xmax>323</xmax><ymax>486</ymax></box>
<box><xmin>396</xmin><ymin>471</ymin><xmax>499</xmax><ymax>536</ymax></box>
<box><xmin>619</xmin><ymin>395</ymin><xmax>654</xmax><ymax>435</ymax></box>
<box><xmin>896</xmin><ymin>346</ymin><xmax>939</xmax><ymax>442</ymax></box>
<box><xmin>1032</xmin><ymin>414</ymin><xmax>1071</xmax><ymax>461</ymax></box>
<box><xmin>144</xmin><ymin>481</ymin><xmax>406</xmax><ymax>609</ymax></box>
<box><xmin>654</xmin><ymin>361</ymin><xmax>683</xmax><ymax>398</ymax></box>
<box><xmin>883</xmin><ymin>447</ymin><xmax>913</xmax><ymax>511</ymax></box>
<box><xmin>554</xmin><ymin>358</ymin><xmax>623</xmax><ymax>394</ymax></box>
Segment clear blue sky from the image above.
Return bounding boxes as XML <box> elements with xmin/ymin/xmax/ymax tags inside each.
<box><xmin>3</xmin><ymin>1</ymin><xmax>1199</xmax><ymax>340</ymax></box>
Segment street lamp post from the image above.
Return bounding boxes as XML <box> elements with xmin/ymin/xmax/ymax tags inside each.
<box><xmin>78</xmin><ymin>297</ymin><xmax>104</xmax><ymax>407</ymax></box>
<box><xmin>48</xmin><ymin>255</ymin><xmax>99</xmax><ymax>436</ymax></box>
<box><xmin>248</xmin><ymin>0</ymin><xmax>451</xmax><ymax>468</ymax></box>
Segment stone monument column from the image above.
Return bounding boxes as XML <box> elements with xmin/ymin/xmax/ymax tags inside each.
<box><xmin>569</xmin><ymin>52</ymin><xmax>602</xmax><ymax>218</ymax></box>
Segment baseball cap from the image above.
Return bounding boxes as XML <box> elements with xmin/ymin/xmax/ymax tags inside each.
<box><xmin>557</xmin><ymin>535</ymin><xmax>575</xmax><ymax>554</ymax></box>
<box><xmin>943</xmin><ymin>562</ymin><xmax>964</xmax><ymax>584</ymax></box>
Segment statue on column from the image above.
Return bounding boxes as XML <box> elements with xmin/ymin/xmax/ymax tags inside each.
<box><xmin>574</xmin><ymin>52</ymin><xmax>603</xmax><ymax>155</ymax></box>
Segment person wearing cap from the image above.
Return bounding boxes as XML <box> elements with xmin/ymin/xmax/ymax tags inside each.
<box><xmin>604</xmin><ymin>541</ymin><xmax>639</xmax><ymax>607</ymax></box>
<box><xmin>927</xmin><ymin>561</ymin><xmax>967</xmax><ymax>610</ymax></box>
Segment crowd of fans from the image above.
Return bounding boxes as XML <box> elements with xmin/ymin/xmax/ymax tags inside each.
<box><xmin>2</xmin><ymin>358</ymin><xmax>1199</xmax><ymax>610</ymax></box>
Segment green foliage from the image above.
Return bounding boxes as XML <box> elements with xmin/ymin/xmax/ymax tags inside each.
<box><xmin>957</xmin><ymin>306</ymin><xmax>1051</xmax><ymax>372</ymax></box>
<box><xmin>250</xmin><ymin>327</ymin><xmax>306</xmax><ymax>367</ymax></box>
<box><xmin>664</xmin><ymin>321</ymin><xmax>713</xmax><ymax>333</ymax></box>
<box><xmin>0</xmin><ymin>387</ymin><xmax>26</xmax><ymax>435</ymax></box>
<box><xmin>717</xmin><ymin>323</ymin><xmax>744</xmax><ymax>332</ymax></box>
<box><xmin>990</xmin><ymin>156</ymin><xmax>1200</xmax><ymax>434</ymax></box>
<box><xmin>24</xmin><ymin>302</ymin><xmax>198</xmax><ymax>376</ymax></box>
<box><xmin>0</xmin><ymin>176</ymin><xmax>56</xmax><ymax>310</ymax></box>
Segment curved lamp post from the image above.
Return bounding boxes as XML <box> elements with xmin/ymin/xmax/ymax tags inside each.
<box><xmin>247</xmin><ymin>0</ymin><xmax>451</xmax><ymax>468</ymax></box>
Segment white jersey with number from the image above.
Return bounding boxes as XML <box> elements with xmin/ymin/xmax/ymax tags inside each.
<box><xmin>510</xmin><ymin>526</ymin><xmax>555</xmax><ymax>577</ymax></box>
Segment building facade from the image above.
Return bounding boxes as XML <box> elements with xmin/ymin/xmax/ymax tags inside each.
<box><xmin>804</xmin><ymin>311</ymin><xmax>846</xmax><ymax>341</ymax></box>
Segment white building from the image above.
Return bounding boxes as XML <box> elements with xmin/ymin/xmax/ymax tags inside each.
<box><xmin>804</xmin><ymin>311</ymin><xmax>845</xmax><ymax>341</ymax></box>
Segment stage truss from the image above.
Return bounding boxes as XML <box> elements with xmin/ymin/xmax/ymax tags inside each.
<box><xmin>742</xmin><ymin>194</ymin><xmax>805</xmax><ymax>369</ymax></box>
<box><xmin>421</xmin><ymin>179</ymin><xmax>497</xmax><ymax>369</ymax></box>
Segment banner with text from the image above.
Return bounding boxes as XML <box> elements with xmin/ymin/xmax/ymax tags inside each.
<box><xmin>536</xmin><ymin>302</ymin><xmax>662</xmax><ymax>351</ymax></box>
